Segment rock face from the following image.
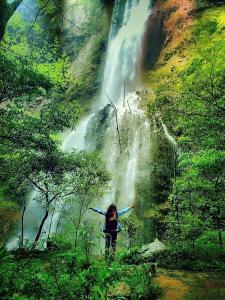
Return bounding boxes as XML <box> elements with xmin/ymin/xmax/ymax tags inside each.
<box><xmin>141</xmin><ymin>0</ymin><xmax>194</xmax><ymax>71</ymax></box>
<box><xmin>140</xmin><ymin>239</ymin><xmax>166</xmax><ymax>258</ymax></box>
<box><xmin>141</xmin><ymin>6</ymin><xmax>167</xmax><ymax>71</ymax></box>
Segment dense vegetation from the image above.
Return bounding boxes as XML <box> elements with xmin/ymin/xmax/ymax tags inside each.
<box><xmin>0</xmin><ymin>245</ymin><xmax>161</xmax><ymax>300</ymax></box>
<box><xmin>0</xmin><ymin>1</ymin><xmax>161</xmax><ymax>299</ymax></box>
<box><xmin>0</xmin><ymin>0</ymin><xmax>109</xmax><ymax>244</ymax></box>
<box><xmin>0</xmin><ymin>0</ymin><xmax>224</xmax><ymax>299</ymax></box>
<box><xmin>144</xmin><ymin>0</ymin><xmax>225</xmax><ymax>270</ymax></box>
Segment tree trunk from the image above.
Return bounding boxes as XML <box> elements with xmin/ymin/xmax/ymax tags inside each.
<box><xmin>218</xmin><ymin>230</ymin><xmax>223</xmax><ymax>248</ymax></box>
<box><xmin>19</xmin><ymin>199</ymin><xmax>26</xmax><ymax>248</ymax></box>
<box><xmin>47</xmin><ymin>209</ymin><xmax>55</xmax><ymax>240</ymax></box>
<box><xmin>74</xmin><ymin>199</ymin><xmax>85</xmax><ymax>249</ymax></box>
<box><xmin>56</xmin><ymin>218</ymin><xmax>60</xmax><ymax>233</ymax></box>
<box><xmin>34</xmin><ymin>210</ymin><xmax>49</xmax><ymax>242</ymax></box>
<box><xmin>217</xmin><ymin>207</ymin><xmax>223</xmax><ymax>247</ymax></box>
<box><xmin>0</xmin><ymin>0</ymin><xmax>23</xmax><ymax>40</ymax></box>
<box><xmin>129</xmin><ymin>238</ymin><xmax>132</xmax><ymax>250</ymax></box>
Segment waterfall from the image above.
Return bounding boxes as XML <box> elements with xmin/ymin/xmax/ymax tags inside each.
<box><xmin>64</xmin><ymin>0</ymin><xmax>152</xmax><ymax>210</ymax></box>
<box><xmin>7</xmin><ymin>0</ymin><xmax>153</xmax><ymax>249</ymax></box>
<box><xmin>100</xmin><ymin>0</ymin><xmax>152</xmax><ymax>106</ymax></box>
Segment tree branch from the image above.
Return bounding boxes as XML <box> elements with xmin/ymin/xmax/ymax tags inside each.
<box><xmin>106</xmin><ymin>93</ymin><xmax>122</xmax><ymax>153</ymax></box>
<box><xmin>28</xmin><ymin>0</ymin><xmax>51</xmax><ymax>34</ymax></box>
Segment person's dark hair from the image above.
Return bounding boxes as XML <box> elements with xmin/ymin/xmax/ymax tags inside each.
<box><xmin>106</xmin><ymin>203</ymin><xmax>118</xmax><ymax>219</ymax></box>
<box><xmin>105</xmin><ymin>203</ymin><xmax>118</xmax><ymax>230</ymax></box>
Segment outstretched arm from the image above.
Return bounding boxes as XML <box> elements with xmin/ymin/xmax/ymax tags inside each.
<box><xmin>89</xmin><ymin>207</ymin><xmax>106</xmax><ymax>216</ymax></box>
<box><xmin>118</xmin><ymin>205</ymin><xmax>135</xmax><ymax>217</ymax></box>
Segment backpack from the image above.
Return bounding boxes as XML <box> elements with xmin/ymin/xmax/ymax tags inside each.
<box><xmin>105</xmin><ymin>213</ymin><xmax>118</xmax><ymax>232</ymax></box>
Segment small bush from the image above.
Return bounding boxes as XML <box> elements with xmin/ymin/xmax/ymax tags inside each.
<box><xmin>151</xmin><ymin>247</ymin><xmax>225</xmax><ymax>271</ymax></box>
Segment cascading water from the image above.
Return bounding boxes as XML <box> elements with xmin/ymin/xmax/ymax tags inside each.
<box><xmin>63</xmin><ymin>1</ymin><xmax>154</xmax><ymax>252</ymax></box>
<box><xmin>7</xmin><ymin>0</ymin><xmax>153</xmax><ymax>249</ymax></box>
<box><xmin>64</xmin><ymin>0</ymin><xmax>153</xmax><ymax>210</ymax></box>
<box><xmin>100</xmin><ymin>0</ymin><xmax>152</xmax><ymax>106</ymax></box>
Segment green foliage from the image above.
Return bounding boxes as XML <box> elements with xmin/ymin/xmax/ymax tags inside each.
<box><xmin>0</xmin><ymin>50</ymin><xmax>52</xmax><ymax>102</ymax></box>
<box><xmin>180</xmin><ymin>213</ymin><xmax>204</xmax><ymax>248</ymax></box>
<box><xmin>118</xmin><ymin>248</ymin><xmax>144</xmax><ymax>265</ymax></box>
<box><xmin>150</xmin><ymin>245</ymin><xmax>225</xmax><ymax>271</ymax></box>
<box><xmin>0</xmin><ymin>99</ymin><xmax>109</xmax><ymax>246</ymax></box>
<box><xmin>167</xmin><ymin>149</ymin><xmax>225</xmax><ymax>247</ymax></box>
<box><xmin>149</xmin><ymin>7</ymin><xmax>225</xmax><ymax>263</ymax></box>
<box><xmin>0</xmin><ymin>101</ymin><xmax>80</xmax><ymax>156</ymax></box>
<box><xmin>125</xmin><ymin>264</ymin><xmax>161</xmax><ymax>300</ymax></box>
<box><xmin>151</xmin><ymin>40</ymin><xmax>225</xmax><ymax>150</ymax></box>
<box><xmin>122</xmin><ymin>215</ymin><xmax>142</xmax><ymax>249</ymax></box>
<box><xmin>0</xmin><ymin>42</ymin><xmax>70</xmax><ymax>100</ymax></box>
<box><xmin>0</xmin><ymin>201</ymin><xmax>19</xmax><ymax>246</ymax></box>
<box><xmin>0</xmin><ymin>249</ymin><xmax>160</xmax><ymax>300</ymax></box>
<box><xmin>195</xmin><ymin>0</ymin><xmax>224</xmax><ymax>11</ymax></box>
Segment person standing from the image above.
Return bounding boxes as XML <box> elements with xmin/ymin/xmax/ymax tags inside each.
<box><xmin>89</xmin><ymin>203</ymin><xmax>135</xmax><ymax>259</ymax></box>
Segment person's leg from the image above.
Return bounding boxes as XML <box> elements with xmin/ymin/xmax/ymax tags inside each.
<box><xmin>111</xmin><ymin>232</ymin><xmax>117</xmax><ymax>260</ymax></box>
<box><xmin>105</xmin><ymin>233</ymin><xmax>111</xmax><ymax>260</ymax></box>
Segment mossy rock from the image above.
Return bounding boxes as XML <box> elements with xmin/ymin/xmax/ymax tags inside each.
<box><xmin>108</xmin><ymin>282</ymin><xmax>131</xmax><ymax>298</ymax></box>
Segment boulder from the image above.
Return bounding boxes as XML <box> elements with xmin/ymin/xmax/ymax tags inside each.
<box><xmin>108</xmin><ymin>282</ymin><xmax>131</xmax><ymax>298</ymax></box>
<box><xmin>140</xmin><ymin>239</ymin><xmax>166</xmax><ymax>258</ymax></box>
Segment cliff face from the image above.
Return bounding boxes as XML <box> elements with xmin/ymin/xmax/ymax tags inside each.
<box><xmin>142</xmin><ymin>0</ymin><xmax>224</xmax><ymax>90</ymax></box>
<box><xmin>141</xmin><ymin>0</ymin><xmax>195</xmax><ymax>73</ymax></box>
<box><xmin>139</xmin><ymin>0</ymin><xmax>225</xmax><ymax>238</ymax></box>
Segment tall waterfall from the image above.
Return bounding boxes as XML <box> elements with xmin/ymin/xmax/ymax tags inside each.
<box><xmin>7</xmin><ymin>0</ymin><xmax>153</xmax><ymax>249</ymax></box>
<box><xmin>100</xmin><ymin>0</ymin><xmax>152</xmax><ymax>106</ymax></box>
<box><xmin>64</xmin><ymin>0</ymin><xmax>152</xmax><ymax>208</ymax></box>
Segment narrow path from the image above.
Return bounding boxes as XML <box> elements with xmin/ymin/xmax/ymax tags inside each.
<box><xmin>155</xmin><ymin>268</ymin><xmax>225</xmax><ymax>300</ymax></box>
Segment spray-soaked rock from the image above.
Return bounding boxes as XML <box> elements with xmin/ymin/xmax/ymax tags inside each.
<box><xmin>85</xmin><ymin>104</ymin><xmax>112</xmax><ymax>151</ymax></box>
<box><xmin>140</xmin><ymin>238</ymin><xmax>166</xmax><ymax>258</ymax></box>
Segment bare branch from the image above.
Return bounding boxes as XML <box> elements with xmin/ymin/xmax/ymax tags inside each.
<box><xmin>28</xmin><ymin>0</ymin><xmax>51</xmax><ymax>34</ymax></box>
<box><xmin>106</xmin><ymin>93</ymin><xmax>122</xmax><ymax>153</ymax></box>
<box><xmin>51</xmin><ymin>0</ymin><xmax>85</xmax><ymax>34</ymax></box>
<box><xmin>127</xmin><ymin>99</ymin><xmax>132</xmax><ymax>115</ymax></box>
<box><xmin>26</xmin><ymin>175</ymin><xmax>46</xmax><ymax>195</ymax></box>
<box><xmin>123</xmin><ymin>82</ymin><xmax>125</xmax><ymax>108</ymax></box>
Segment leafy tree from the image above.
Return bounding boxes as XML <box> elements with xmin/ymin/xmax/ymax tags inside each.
<box><xmin>0</xmin><ymin>101</ymin><xmax>109</xmax><ymax>246</ymax></box>
<box><xmin>122</xmin><ymin>215</ymin><xmax>141</xmax><ymax>249</ymax></box>
<box><xmin>0</xmin><ymin>101</ymin><xmax>80</xmax><ymax>153</ymax></box>
<box><xmin>180</xmin><ymin>213</ymin><xmax>204</xmax><ymax>251</ymax></box>
<box><xmin>16</xmin><ymin>149</ymin><xmax>109</xmax><ymax>245</ymax></box>
<box><xmin>0</xmin><ymin>50</ymin><xmax>53</xmax><ymax>103</ymax></box>
<box><xmin>149</xmin><ymin>41</ymin><xmax>225</xmax><ymax>147</ymax></box>
<box><xmin>167</xmin><ymin>150</ymin><xmax>225</xmax><ymax>247</ymax></box>
<box><xmin>150</xmin><ymin>30</ymin><xmax>225</xmax><ymax>251</ymax></box>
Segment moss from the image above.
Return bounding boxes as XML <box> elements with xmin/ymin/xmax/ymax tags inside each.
<box><xmin>66</xmin><ymin>28</ymin><xmax>108</xmax><ymax>105</ymax></box>
<box><xmin>0</xmin><ymin>200</ymin><xmax>20</xmax><ymax>245</ymax></box>
<box><xmin>142</xmin><ymin>3</ymin><xmax>225</xmax><ymax>245</ymax></box>
<box><xmin>144</xmin><ymin>5</ymin><xmax>225</xmax><ymax>92</ymax></box>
